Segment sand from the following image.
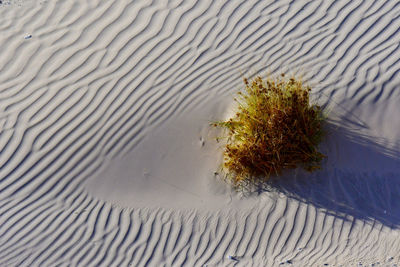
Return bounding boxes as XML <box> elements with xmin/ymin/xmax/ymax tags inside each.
<box><xmin>1</xmin><ymin>0</ymin><xmax>400</xmax><ymax>266</ymax></box>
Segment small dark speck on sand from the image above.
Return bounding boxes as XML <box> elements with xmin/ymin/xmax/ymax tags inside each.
<box><xmin>227</xmin><ymin>256</ymin><xmax>238</xmax><ymax>261</ymax></box>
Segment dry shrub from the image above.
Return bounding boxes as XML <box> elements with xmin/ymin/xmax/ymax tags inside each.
<box><xmin>213</xmin><ymin>74</ymin><xmax>325</xmax><ymax>187</ymax></box>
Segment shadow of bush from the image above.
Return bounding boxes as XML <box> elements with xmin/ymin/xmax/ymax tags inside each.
<box><xmin>245</xmin><ymin>119</ymin><xmax>400</xmax><ymax>228</ymax></box>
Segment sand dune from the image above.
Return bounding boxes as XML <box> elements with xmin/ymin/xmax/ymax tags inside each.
<box><xmin>1</xmin><ymin>0</ymin><xmax>400</xmax><ymax>266</ymax></box>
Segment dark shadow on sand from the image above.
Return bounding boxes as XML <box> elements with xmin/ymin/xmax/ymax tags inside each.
<box><xmin>248</xmin><ymin>117</ymin><xmax>400</xmax><ymax>228</ymax></box>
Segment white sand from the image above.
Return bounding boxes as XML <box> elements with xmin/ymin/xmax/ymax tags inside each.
<box><xmin>1</xmin><ymin>0</ymin><xmax>400</xmax><ymax>266</ymax></box>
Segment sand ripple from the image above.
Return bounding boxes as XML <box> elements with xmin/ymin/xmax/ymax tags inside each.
<box><xmin>1</xmin><ymin>0</ymin><xmax>400</xmax><ymax>266</ymax></box>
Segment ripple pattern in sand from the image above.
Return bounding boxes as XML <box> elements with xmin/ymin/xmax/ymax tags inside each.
<box><xmin>1</xmin><ymin>0</ymin><xmax>400</xmax><ymax>266</ymax></box>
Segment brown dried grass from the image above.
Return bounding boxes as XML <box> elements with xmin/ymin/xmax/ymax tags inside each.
<box><xmin>213</xmin><ymin>74</ymin><xmax>325</xmax><ymax>187</ymax></box>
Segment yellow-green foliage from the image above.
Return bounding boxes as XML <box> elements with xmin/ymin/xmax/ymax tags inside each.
<box><xmin>213</xmin><ymin>74</ymin><xmax>325</xmax><ymax>186</ymax></box>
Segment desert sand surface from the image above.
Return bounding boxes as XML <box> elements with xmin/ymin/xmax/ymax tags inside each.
<box><xmin>1</xmin><ymin>0</ymin><xmax>400</xmax><ymax>266</ymax></box>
